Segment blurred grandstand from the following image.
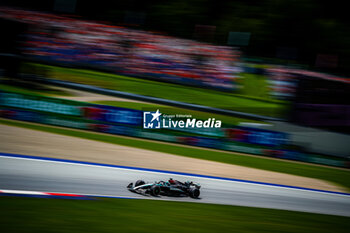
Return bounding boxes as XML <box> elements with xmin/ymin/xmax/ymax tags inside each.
<box><xmin>0</xmin><ymin>7</ymin><xmax>241</xmax><ymax>91</ymax></box>
<box><xmin>2</xmin><ymin>6</ymin><xmax>349</xmax><ymax>102</ymax></box>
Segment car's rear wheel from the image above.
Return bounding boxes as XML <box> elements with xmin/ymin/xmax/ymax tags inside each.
<box><xmin>135</xmin><ymin>180</ymin><xmax>145</xmax><ymax>187</ymax></box>
<box><xmin>150</xmin><ymin>185</ymin><xmax>161</xmax><ymax>196</ymax></box>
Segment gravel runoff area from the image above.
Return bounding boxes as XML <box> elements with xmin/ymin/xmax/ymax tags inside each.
<box><xmin>0</xmin><ymin>124</ymin><xmax>345</xmax><ymax>193</ymax></box>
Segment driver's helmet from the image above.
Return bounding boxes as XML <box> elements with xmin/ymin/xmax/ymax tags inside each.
<box><xmin>185</xmin><ymin>181</ymin><xmax>192</xmax><ymax>186</ymax></box>
<box><xmin>169</xmin><ymin>178</ymin><xmax>176</xmax><ymax>184</ymax></box>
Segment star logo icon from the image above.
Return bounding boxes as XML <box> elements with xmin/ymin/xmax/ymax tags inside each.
<box><xmin>143</xmin><ymin>109</ymin><xmax>162</xmax><ymax>129</ymax></box>
<box><xmin>151</xmin><ymin>109</ymin><xmax>162</xmax><ymax>122</ymax></box>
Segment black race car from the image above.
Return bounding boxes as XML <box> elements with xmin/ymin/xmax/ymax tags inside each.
<box><xmin>127</xmin><ymin>178</ymin><xmax>201</xmax><ymax>198</ymax></box>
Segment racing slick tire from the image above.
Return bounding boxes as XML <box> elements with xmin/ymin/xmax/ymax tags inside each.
<box><xmin>150</xmin><ymin>185</ymin><xmax>161</xmax><ymax>196</ymax></box>
<box><xmin>135</xmin><ymin>180</ymin><xmax>145</xmax><ymax>187</ymax></box>
<box><xmin>189</xmin><ymin>187</ymin><xmax>200</xmax><ymax>198</ymax></box>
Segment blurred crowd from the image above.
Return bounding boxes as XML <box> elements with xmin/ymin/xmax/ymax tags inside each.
<box><xmin>0</xmin><ymin>7</ymin><xmax>241</xmax><ymax>90</ymax></box>
<box><xmin>266</xmin><ymin>66</ymin><xmax>350</xmax><ymax>100</ymax></box>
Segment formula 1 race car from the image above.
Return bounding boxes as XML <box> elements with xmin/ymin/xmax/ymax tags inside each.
<box><xmin>127</xmin><ymin>178</ymin><xmax>201</xmax><ymax>198</ymax></box>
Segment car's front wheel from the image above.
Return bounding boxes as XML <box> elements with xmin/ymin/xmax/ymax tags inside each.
<box><xmin>135</xmin><ymin>180</ymin><xmax>145</xmax><ymax>187</ymax></box>
<box><xmin>189</xmin><ymin>187</ymin><xmax>200</xmax><ymax>198</ymax></box>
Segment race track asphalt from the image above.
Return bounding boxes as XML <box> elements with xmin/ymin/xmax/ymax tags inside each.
<box><xmin>1</xmin><ymin>155</ymin><xmax>350</xmax><ymax>217</ymax></box>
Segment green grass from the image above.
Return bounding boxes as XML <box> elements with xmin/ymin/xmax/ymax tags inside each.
<box><xmin>1</xmin><ymin>197</ymin><xmax>349</xmax><ymax>233</ymax></box>
<box><xmin>94</xmin><ymin>100</ymin><xmax>261</xmax><ymax>126</ymax></box>
<box><xmin>95</xmin><ymin>100</ymin><xmax>165</xmax><ymax>110</ymax></box>
<box><xmin>1</xmin><ymin>118</ymin><xmax>349</xmax><ymax>191</ymax></box>
<box><xmin>28</xmin><ymin>63</ymin><xmax>287</xmax><ymax>117</ymax></box>
<box><xmin>240</xmin><ymin>73</ymin><xmax>270</xmax><ymax>99</ymax></box>
<box><xmin>0</xmin><ymin>83</ymin><xmax>72</xmax><ymax>97</ymax></box>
